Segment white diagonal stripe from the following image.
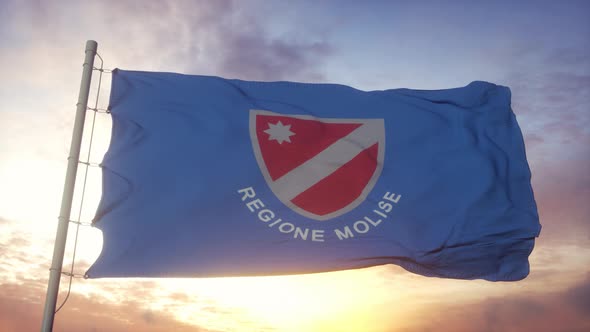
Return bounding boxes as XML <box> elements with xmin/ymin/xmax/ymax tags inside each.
<box><xmin>272</xmin><ymin>120</ymin><xmax>383</xmax><ymax>201</ymax></box>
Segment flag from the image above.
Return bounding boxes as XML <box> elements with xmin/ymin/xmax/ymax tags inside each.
<box><xmin>86</xmin><ymin>69</ymin><xmax>541</xmax><ymax>281</ymax></box>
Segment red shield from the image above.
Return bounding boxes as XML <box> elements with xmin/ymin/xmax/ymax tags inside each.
<box><xmin>250</xmin><ymin>110</ymin><xmax>385</xmax><ymax>221</ymax></box>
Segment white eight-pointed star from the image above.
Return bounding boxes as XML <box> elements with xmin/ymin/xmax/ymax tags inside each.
<box><xmin>264</xmin><ymin>121</ymin><xmax>295</xmax><ymax>144</ymax></box>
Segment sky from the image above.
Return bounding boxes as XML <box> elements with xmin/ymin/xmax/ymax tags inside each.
<box><xmin>0</xmin><ymin>0</ymin><xmax>589</xmax><ymax>331</ymax></box>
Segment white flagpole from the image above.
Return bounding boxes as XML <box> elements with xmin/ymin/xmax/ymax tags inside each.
<box><xmin>40</xmin><ymin>40</ymin><xmax>98</xmax><ymax>332</ymax></box>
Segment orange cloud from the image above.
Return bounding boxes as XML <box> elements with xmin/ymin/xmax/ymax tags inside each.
<box><xmin>0</xmin><ymin>282</ymin><xmax>206</xmax><ymax>332</ymax></box>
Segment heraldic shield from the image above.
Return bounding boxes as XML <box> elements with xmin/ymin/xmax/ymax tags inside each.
<box><xmin>250</xmin><ymin>110</ymin><xmax>385</xmax><ymax>221</ymax></box>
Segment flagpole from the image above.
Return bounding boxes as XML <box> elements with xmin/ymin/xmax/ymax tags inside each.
<box><xmin>40</xmin><ymin>40</ymin><xmax>98</xmax><ymax>332</ymax></box>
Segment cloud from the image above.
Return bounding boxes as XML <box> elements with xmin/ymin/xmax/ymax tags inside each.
<box><xmin>564</xmin><ymin>273</ymin><xmax>590</xmax><ymax>315</ymax></box>
<box><xmin>544</xmin><ymin>47</ymin><xmax>590</xmax><ymax>68</ymax></box>
<box><xmin>0</xmin><ymin>234</ymin><xmax>38</xmax><ymax>271</ymax></box>
<box><xmin>494</xmin><ymin>43</ymin><xmax>590</xmax><ymax>244</ymax></box>
<box><xmin>218</xmin><ymin>31</ymin><xmax>332</xmax><ymax>81</ymax></box>
<box><xmin>212</xmin><ymin>20</ymin><xmax>333</xmax><ymax>81</ymax></box>
<box><xmin>408</xmin><ymin>276</ymin><xmax>590</xmax><ymax>332</ymax></box>
<box><xmin>0</xmin><ymin>282</ymin><xmax>208</xmax><ymax>332</ymax></box>
<box><xmin>82</xmin><ymin>0</ymin><xmax>334</xmax><ymax>81</ymax></box>
<box><xmin>530</xmin><ymin>159</ymin><xmax>590</xmax><ymax>243</ymax></box>
<box><xmin>0</xmin><ymin>0</ymin><xmax>336</xmax><ymax>117</ymax></box>
<box><xmin>523</xmin><ymin>132</ymin><xmax>544</xmax><ymax>149</ymax></box>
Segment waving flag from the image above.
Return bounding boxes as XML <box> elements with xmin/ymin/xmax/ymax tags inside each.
<box><xmin>87</xmin><ymin>69</ymin><xmax>541</xmax><ymax>281</ymax></box>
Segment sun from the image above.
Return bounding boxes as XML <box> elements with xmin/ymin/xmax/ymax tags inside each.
<box><xmin>146</xmin><ymin>266</ymin><xmax>412</xmax><ymax>332</ymax></box>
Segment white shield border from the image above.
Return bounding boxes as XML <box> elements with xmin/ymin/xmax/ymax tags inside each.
<box><xmin>249</xmin><ymin>109</ymin><xmax>385</xmax><ymax>221</ymax></box>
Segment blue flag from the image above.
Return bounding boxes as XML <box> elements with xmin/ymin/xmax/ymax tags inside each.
<box><xmin>86</xmin><ymin>69</ymin><xmax>541</xmax><ymax>281</ymax></box>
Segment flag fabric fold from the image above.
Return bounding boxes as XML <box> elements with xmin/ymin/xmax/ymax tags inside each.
<box><xmin>87</xmin><ymin>69</ymin><xmax>540</xmax><ymax>281</ymax></box>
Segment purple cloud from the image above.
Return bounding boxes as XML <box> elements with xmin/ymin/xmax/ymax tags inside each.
<box><xmin>85</xmin><ymin>0</ymin><xmax>335</xmax><ymax>82</ymax></box>
<box><xmin>565</xmin><ymin>273</ymin><xmax>590</xmax><ymax>315</ymax></box>
<box><xmin>408</xmin><ymin>276</ymin><xmax>590</xmax><ymax>332</ymax></box>
<box><xmin>218</xmin><ymin>31</ymin><xmax>333</xmax><ymax>81</ymax></box>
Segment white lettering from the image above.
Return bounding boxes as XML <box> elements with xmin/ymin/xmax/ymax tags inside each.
<box><xmin>238</xmin><ymin>187</ymin><xmax>256</xmax><ymax>201</ymax></box>
<box><xmin>378</xmin><ymin>201</ymin><xmax>393</xmax><ymax>213</ymax></box>
<box><xmin>353</xmin><ymin>220</ymin><xmax>370</xmax><ymax>234</ymax></box>
<box><xmin>335</xmin><ymin>226</ymin><xmax>354</xmax><ymax>240</ymax></box>
<box><xmin>246</xmin><ymin>198</ymin><xmax>265</xmax><ymax>212</ymax></box>
<box><xmin>239</xmin><ymin>187</ymin><xmax>401</xmax><ymax>243</ymax></box>
<box><xmin>258</xmin><ymin>209</ymin><xmax>274</xmax><ymax>222</ymax></box>
<box><xmin>294</xmin><ymin>227</ymin><xmax>309</xmax><ymax>240</ymax></box>
<box><xmin>312</xmin><ymin>229</ymin><xmax>325</xmax><ymax>242</ymax></box>
<box><xmin>364</xmin><ymin>216</ymin><xmax>382</xmax><ymax>227</ymax></box>
<box><xmin>269</xmin><ymin>218</ymin><xmax>282</xmax><ymax>227</ymax></box>
<box><xmin>373</xmin><ymin>209</ymin><xmax>388</xmax><ymax>218</ymax></box>
<box><xmin>279</xmin><ymin>222</ymin><xmax>295</xmax><ymax>233</ymax></box>
<box><xmin>383</xmin><ymin>192</ymin><xmax>401</xmax><ymax>204</ymax></box>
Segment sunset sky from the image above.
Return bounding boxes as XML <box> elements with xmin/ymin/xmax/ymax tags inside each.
<box><xmin>1</xmin><ymin>0</ymin><xmax>589</xmax><ymax>331</ymax></box>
